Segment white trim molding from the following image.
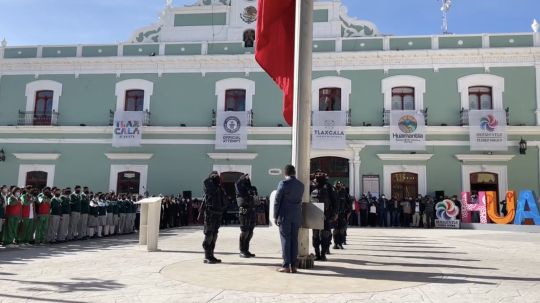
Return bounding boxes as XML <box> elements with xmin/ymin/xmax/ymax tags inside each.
<box><xmin>17</xmin><ymin>164</ymin><xmax>55</xmax><ymax>187</ymax></box>
<box><xmin>381</xmin><ymin>75</ymin><xmax>426</xmax><ymax>110</ymax></box>
<box><xmin>215</xmin><ymin>78</ymin><xmax>255</xmax><ymax>112</ymax></box>
<box><xmin>377</xmin><ymin>154</ymin><xmax>433</xmax><ymax>161</ymax></box>
<box><xmin>105</xmin><ymin>153</ymin><xmax>154</xmax><ymax>160</ymax></box>
<box><xmin>207</xmin><ymin>153</ymin><xmax>257</xmax><ymax>160</ymax></box>
<box><xmin>312</xmin><ymin>76</ymin><xmax>352</xmax><ymax>111</ymax></box>
<box><xmin>212</xmin><ymin>164</ymin><xmax>252</xmax><ymax>177</ymax></box>
<box><xmin>457</xmin><ymin>74</ymin><xmax>505</xmax><ymax>110</ymax></box>
<box><xmin>25</xmin><ymin>80</ymin><xmax>62</xmax><ymax>112</ymax></box>
<box><xmin>535</xmin><ymin>66</ymin><xmax>540</xmax><ymax>125</ymax></box>
<box><xmin>109</xmin><ymin>164</ymin><xmax>148</xmax><ymax>194</ymax></box>
<box><xmin>455</xmin><ymin>154</ymin><xmax>515</xmax><ymax>162</ymax></box>
<box><xmin>461</xmin><ymin>164</ymin><xmax>508</xmax><ymax>196</ymax></box>
<box><xmin>115</xmin><ymin>79</ymin><xmax>154</xmax><ymax>111</ymax></box>
<box><xmin>13</xmin><ymin>153</ymin><xmax>60</xmax><ymax>160</ymax></box>
<box><xmin>383</xmin><ymin>165</ymin><xmax>427</xmax><ymax>198</ymax></box>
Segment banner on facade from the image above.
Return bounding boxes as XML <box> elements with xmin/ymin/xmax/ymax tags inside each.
<box><xmin>215</xmin><ymin>111</ymin><xmax>248</xmax><ymax>150</ymax></box>
<box><xmin>390</xmin><ymin>110</ymin><xmax>426</xmax><ymax>151</ymax></box>
<box><xmin>112</xmin><ymin>111</ymin><xmax>144</xmax><ymax>147</ymax></box>
<box><xmin>469</xmin><ymin>110</ymin><xmax>508</xmax><ymax>151</ymax></box>
<box><xmin>312</xmin><ymin>111</ymin><xmax>347</xmax><ymax>150</ymax></box>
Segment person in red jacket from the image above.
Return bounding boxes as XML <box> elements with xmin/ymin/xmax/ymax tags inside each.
<box><xmin>3</xmin><ymin>187</ymin><xmax>22</xmax><ymax>247</ymax></box>
<box><xmin>35</xmin><ymin>187</ymin><xmax>52</xmax><ymax>244</ymax></box>
<box><xmin>19</xmin><ymin>186</ymin><xmax>36</xmax><ymax>245</ymax></box>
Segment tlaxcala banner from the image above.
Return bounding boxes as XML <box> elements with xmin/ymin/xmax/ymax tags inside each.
<box><xmin>390</xmin><ymin>110</ymin><xmax>426</xmax><ymax>151</ymax></box>
<box><xmin>468</xmin><ymin>110</ymin><xmax>508</xmax><ymax>151</ymax></box>
<box><xmin>112</xmin><ymin>111</ymin><xmax>144</xmax><ymax>147</ymax></box>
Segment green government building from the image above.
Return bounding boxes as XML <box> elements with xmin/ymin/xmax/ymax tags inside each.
<box><xmin>1</xmin><ymin>0</ymin><xmax>539</xmax><ymax>201</ymax></box>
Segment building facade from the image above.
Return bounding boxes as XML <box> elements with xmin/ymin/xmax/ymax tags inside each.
<box><xmin>1</xmin><ymin>0</ymin><xmax>540</xmax><ymax>201</ymax></box>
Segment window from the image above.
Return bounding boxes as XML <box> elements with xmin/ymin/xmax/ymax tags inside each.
<box><xmin>391</xmin><ymin>87</ymin><xmax>415</xmax><ymax>110</ymax></box>
<box><xmin>243</xmin><ymin>30</ymin><xmax>255</xmax><ymax>48</ymax></box>
<box><xmin>319</xmin><ymin>88</ymin><xmax>341</xmax><ymax>111</ymax></box>
<box><xmin>125</xmin><ymin>90</ymin><xmax>145</xmax><ymax>111</ymax></box>
<box><xmin>225</xmin><ymin>89</ymin><xmax>246</xmax><ymax>111</ymax></box>
<box><xmin>25</xmin><ymin>171</ymin><xmax>48</xmax><ymax>190</ymax></box>
<box><xmin>468</xmin><ymin>86</ymin><xmax>493</xmax><ymax>110</ymax></box>
<box><xmin>117</xmin><ymin>171</ymin><xmax>141</xmax><ymax>195</ymax></box>
<box><xmin>34</xmin><ymin>90</ymin><xmax>54</xmax><ymax>125</ymax></box>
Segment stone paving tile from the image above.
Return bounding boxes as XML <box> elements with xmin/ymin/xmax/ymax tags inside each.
<box><xmin>1</xmin><ymin>227</ymin><xmax>540</xmax><ymax>302</ymax></box>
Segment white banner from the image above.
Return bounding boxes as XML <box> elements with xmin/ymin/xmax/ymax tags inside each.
<box><xmin>215</xmin><ymin>111</ymin><xmax>248</xmax><ymax>150</ymax></box>
<box><xmin>112</xmin><ymin>111</ymin><xmax>144</xmax><ymax>147</ymax></box>
<box><xmin>469</xmin><ymin>110</ymin><xmax>507</xmax><ymax>151</ymax></box>
<box><xmin>390</xmin><ymin>110</ymin><xmax>426</xmax><ymax>151</ymax></box>
<box><xmin>312</xmin><ymin>111</ymin><xmax>347</xmax><ymax>150</ymax></box>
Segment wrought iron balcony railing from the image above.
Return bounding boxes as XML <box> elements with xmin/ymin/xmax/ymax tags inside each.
<box><xmin>383</xmin><ymin>108</ymin><xmax>428</xmax><ymax>126</ymax></box>
<box><xmin>212</xmin><ymin>109</ymin><xmax>254</xmax><ymax>127</ymax></box>
<box><xmin>18</xmin><ymin>110</ymin><xmax>59</xmax><ymax>126</ymax></box>
<box><xmin>109</xmin><ymin>110</ymin><xmax>151</xmax><ymax>126</ymax></box>
<box><xmin>460</xmin><ymin>107</ymin><xmax>510</xmax><ymax>126</ymax></box>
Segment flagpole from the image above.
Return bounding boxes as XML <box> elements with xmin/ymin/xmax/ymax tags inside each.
<box><xmin>291</xmin><ymin>0</ymin><xmax>314</xmax><ymax>269</ymax></box>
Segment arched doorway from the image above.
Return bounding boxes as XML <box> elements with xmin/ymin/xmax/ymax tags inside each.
<box><xmin>470</xmin><ymin>172</ymin><xmax>499</xmax><ymax>202</ymax></box>
<box><xmin>391</xmin><ymin>172</ymin><xmax>418</xmax><ymax>201</ymax></box>
<box><xmin>310</xmin><ymin>157</ymin><xmax>349</xmax><ymax>188</ymax></box>
<box><xmin>25</xmin><ymin>171</ymin><xmax>48</xmax><ymax>190</ymax></box>
<box><xmin>117</xmin><ymin>171</ymin><xmax>141</xmax><ymax>195</ymax></box>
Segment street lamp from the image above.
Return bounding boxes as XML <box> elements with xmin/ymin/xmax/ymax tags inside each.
<box><xmin>519</xmin><ymin>138</ymin><xmax>527</xmax><ymax>155</ymax></box>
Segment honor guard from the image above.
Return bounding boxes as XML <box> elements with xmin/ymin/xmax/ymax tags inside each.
<box><xmin>310</xmin><ymin>171</ymin><xmax>338</xmax><ymax>261</ymax></box>
<box><xmin>35</xmin><ymin>187</ymin><xmax>52</xmax><ymax>245</ymax></box>
<box><xmin>4</xmin><ymin>187</ymin><xmax>22</xmax><ymax>247</ymax></box>
<box><xmin>202</xmin><ymin>171</ymin><xmax>228</xmax><ymax>264</ymax></box>
<box><xmin>236</xmin><ymin>174</ymin><xmax>258</xmax><ymax>258</ymax></box>
<box><xmin>333</xmin><ymin>181</ymin><xmax>352</xmax><ymax>249</ymax></box>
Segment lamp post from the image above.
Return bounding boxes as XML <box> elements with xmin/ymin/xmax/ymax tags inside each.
<box><xmin>519</xmin><ymin>138</ymin><xmax>527</xmax><ymax>155</ymax></box>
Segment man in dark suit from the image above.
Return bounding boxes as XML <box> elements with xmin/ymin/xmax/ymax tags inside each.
<box><xmin>274</xmin><ymin>165</ymin><xmax>305</xmax><ymax>274</ymax></box>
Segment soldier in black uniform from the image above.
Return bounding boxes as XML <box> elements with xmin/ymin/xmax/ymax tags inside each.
<box><xmin>202</xmin><ymin>171</ymin><xmax>228</xmax><ymax>264</ymax></box>
<box><xmin>333</xmin><ymin>181</ymin><xmax>352</xmax><ymax>249</ymax></box>
<box><xmin>236</xmin><ymin>174</ymin><xmax>258</xmax><ymax>258</ymax></box>
<box><xmin>311</xmin><ymin>171</ymin><xmax>337</xmax><ymax>261</ymax></box>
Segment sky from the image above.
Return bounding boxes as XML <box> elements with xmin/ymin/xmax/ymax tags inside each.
<box><xmin>0</xmin><ymin>0</ymin><xmax>538</xmax><ymax>46</ymax></box>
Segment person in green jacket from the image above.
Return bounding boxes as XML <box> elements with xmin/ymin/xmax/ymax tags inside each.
<box><xmin>79</xmin><ymin>186</ymin><xmax>90</xmax><ymax>240</ymax></box>
<box><xmin>4</xmin><ymin>187</ymin><xmax>22</xmax><ymax>247</ymax></box>
<box><xmin>68</xmin><ymin>185</ymin><xmax>82</xmax><ymax>240</ymax></box>
<box><xmin>19</xmin><ymin>186</ymin><xmax>36</xmax><ymax>245</ymax></box>
<box><xmin>47</xmin><ymin>187</ymin><xmax>62</xmax><ymax>243</ymax></box>
<box><xmin>57</xmin><ymin>188</ymin><xmax>71</xmax><ymax>242</ymax></box>
<box><xmin>35</xmin><ymin>187</ymin><xmax>52</xmax><ymax>245</ymax></box>
<box><xmin>0</xmin><ymin>185</ymin><xmax>8</xmax><ymax>244</ymax></box>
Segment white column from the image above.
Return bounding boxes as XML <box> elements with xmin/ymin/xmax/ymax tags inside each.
<box><xmin>535</xmin><ymin>66</ymin><xmax>540</xmax><ymax>125</ymax></box>
<box><xmin>348</xmin><ymin>159</ymin><xmax>354</xmax><ymax>196</ymax></box>
<box><xmin>353</xmin><ymin>158</ymin><xmax>361</xmax><ymax>199</ymax></box>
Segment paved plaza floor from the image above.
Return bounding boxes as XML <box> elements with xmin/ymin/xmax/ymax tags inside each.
<box><xmin>1</xmin><ymin>226</ymin><xmax>540</xmax><ymax>303</ymax></box>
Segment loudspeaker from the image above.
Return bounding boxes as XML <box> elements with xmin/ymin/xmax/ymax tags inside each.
<box><xmin>435</xmin><ymin>191</ymin><xmax>445</xmax><ymax>200</ymax></box>
<box><xmin>183</xmin><ymin>191</ymin><xmax>192</xmax><ymax>199</ymax></box>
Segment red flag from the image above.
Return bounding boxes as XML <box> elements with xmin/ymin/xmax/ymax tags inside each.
<box><xmin>255</xmin><ymin>0</ymin><xmax>296</xmax><ymax>126</ymax></box>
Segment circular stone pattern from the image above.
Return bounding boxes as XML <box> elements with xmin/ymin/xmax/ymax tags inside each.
<box><xmin>160</xmin><ymin>254</ymin><xmax>443</xmax><ymax>294</ymax></box>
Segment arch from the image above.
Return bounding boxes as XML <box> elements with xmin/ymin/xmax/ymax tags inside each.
<box><xmin>312</xmin><ymin>76</ymin><xmax>351</xmax><ymax>112</ymax></box>
<box><xmin>457</xmin><ymin>74</ymin><xmax>505</xmax><ymax>110</ymax></box>
<box><xmin>18</xmin><ymin>164</ymin><xmax>55</xmax><ymax>188</ymax></box>
<box><xmin>115</xmin><ymin>79</ymin><xmax>154</xmax><ymax>111</ymax></box>
<box><xmin>215</xmin><ymin>78</ymin><xmax>255</xmax><ymax>112</ymax></box>
<box><xmin>381</xmin><ymin>75</ymin><xmax>426</xmax><ymax>110</ymax></box>
<box><xmin>25</xmin><ymin>80</ymin><xmax>62</xmax><ymax>112</ymax></box>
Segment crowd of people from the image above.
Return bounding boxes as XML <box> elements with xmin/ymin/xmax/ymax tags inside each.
<box><xmin>351</xmin><ymin>193</ymin><xmax>462</xmax><ymax>228</ymax></box>
<box><xmin>0</xmin><ymin>185</ymin><xmax>138</xmax><ymax>248</ymax></box>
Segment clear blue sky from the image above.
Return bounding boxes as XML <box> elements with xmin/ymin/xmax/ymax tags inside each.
<box><xmin>0</xmin><ymin>0</ymin><xmax>538</xmax><ymax>46</ymax></box>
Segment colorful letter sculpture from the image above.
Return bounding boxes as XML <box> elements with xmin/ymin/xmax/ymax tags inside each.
<box><xmin>486</xmin><ymin>191</ymin><xmax>515</xmax><ymax>224</ymax></box>
<box><xmin>436</xmin><ymin>199</ymin><xmax>460</xmax><ymax>220</ymax></box>
<box><xmin>461</xmin><ymin>191</ymin><xmax>488</xmax><ymax>223</ymax></box>
<box><xmin>514</xmin><ymin>190</ymin><xmax>540</xmax><ymax>225</ymax></box>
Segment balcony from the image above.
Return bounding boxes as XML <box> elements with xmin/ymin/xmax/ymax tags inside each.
<box><xmin>383</xmin><ymin>108</ymin><xmax>428</xmax><ymax>126</ymax></box>
<box><xmin>460</xmin><ymin>108</ymin><xmax>510</xmax><ymax>126</ymax></box>
<box><xmin>311</xmin><ymin>110</ymin><xmax>352</xmax><ymax>126</ymax></box>
<box><xmin>109</xmin><ymin>110</ymin><xmax>151</xmax><ymax>126</ymax></box>
<box><xmin>212</xmin><ymin>110</ymin><xmax>254</xmax><ymax>127</ymax></box>
<box><xmin>18</xmin><ymin>110</ymin><xmax>59</xmax><ymax>126</ymax></box>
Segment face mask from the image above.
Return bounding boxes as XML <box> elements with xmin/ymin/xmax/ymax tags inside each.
<box><xmin>55</xmin><ymin>193</ymin><xmax>60</xmax><ymax>197</ymax></box>
<box><xmin>75</xmin><ymin>190</ymin><xmax>81</xmax><ymax>194</ymax></box>
<box><xmin>15</xmin><ymin>192</ymin><xmax>21</xmax><ymax>198</ymax></box>
<box><xmin>84</xmin><ymin>191</ymin><xmax>89</xmax><ymax>195</ymax></box>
